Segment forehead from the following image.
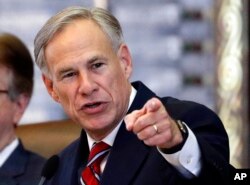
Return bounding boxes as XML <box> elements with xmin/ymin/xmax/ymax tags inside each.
<box><xmin>44</xmin><ymin>19</ymin><xmax>116</xmax><ymax>76</ymax></box>
<box><xmin>53</xmin><ymin>19</ymin><xmax>108</xmax><ymax>43</ymax></box>
<box><xmin>45</xmin><ymin>19</ymin><xmax>113</xmax><ymax>59</ymax></box>
<box><xmin>46</xmin><ymin>19</ymin><xmax>112</xmax><ymax>54</ymax></box>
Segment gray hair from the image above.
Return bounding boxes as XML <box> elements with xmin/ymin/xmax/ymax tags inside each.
<box><xmin>34</xmin><ymin>6</ymin><xmax>124</xmax><ymax>76</ymax></box>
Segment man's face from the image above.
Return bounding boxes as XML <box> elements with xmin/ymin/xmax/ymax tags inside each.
<box><xmin>0</xmin><ymin>66</ymin><xmax>18</xmax><ymax>141</ymax></box>
<box><xmin>44</xmin><ymin>19</ymin><xmax>133</xmax><ymax>140</ymax></box>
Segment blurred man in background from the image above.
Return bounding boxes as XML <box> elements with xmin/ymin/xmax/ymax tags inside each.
<box><xmin>0</xmin><ymin>33</ymin><xmax>45</xmax><ymax>185</ymax></box>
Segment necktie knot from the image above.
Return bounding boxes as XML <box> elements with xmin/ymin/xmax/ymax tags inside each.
<box><xmin>88</xmin><ymin>141</ymin><xmax>110</xmax><ymax>165</ymax></box>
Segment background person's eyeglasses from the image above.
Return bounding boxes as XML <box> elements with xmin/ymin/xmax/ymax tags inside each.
<box><xmin>0</xmin><ymin>89</ymin><xmax>8</xmax><ymax>94</ymax></box>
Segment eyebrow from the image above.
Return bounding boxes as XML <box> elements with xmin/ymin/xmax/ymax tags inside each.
<box><xmin>56</xmin><ymin>55</ymin><xmax>108</xmax><ymax>78</ymax></box>
<box><xmin>85</xmin><ymin>55</ymin><xmax>108</xmax><ymax>69</ymax></box>
<box><xmin>56</xmin><ymin>66</ymin><xmax>74</xmax><ymax>79</ymax></box>
<box><xmin>88</xmin><ymin>55</ymin><xmax>107</xmax><ymax>64</ymax></box>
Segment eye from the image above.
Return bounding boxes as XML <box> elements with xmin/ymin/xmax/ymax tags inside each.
<box><xmin>62</xmin><ymin>71</ymin><xmax>77</xmax><ymax>79</ymax></box>
<box><xmin>91</xmin><ymin>62</ymin><xmax>104</xmax><ymax>70</ymax></box>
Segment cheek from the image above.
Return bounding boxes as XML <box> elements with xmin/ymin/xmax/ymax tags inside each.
<box><xmin>56</xmin><ymin>90</ymin><xmax>76</xmax><ymax>117</ymax></box>
<box><xmin>0</xmin><ymin>103</ymin><xmax>16</xmax><ymax>123</ymax></box>
<box><xmin>54</xmin><ymin>84</ymin><xmax>73</xmax><ymax>105</ymax></box>
<box><xmin>109</xmin><ymin>74</ymin><xmax>129</xmax><ymax>104</ymax></box>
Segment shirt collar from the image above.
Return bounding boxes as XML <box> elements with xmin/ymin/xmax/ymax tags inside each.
<box><xmin>87</xmin><ymin>86</ymin><xmax>137</xmax><ymax>149</ymax></box>
<box><xmin>0</xmin><ymin>138</ymin><xmax>19</xmax><ymax>167</ymax></box>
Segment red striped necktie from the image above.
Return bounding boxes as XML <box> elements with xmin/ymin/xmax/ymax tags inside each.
<box><xmin>81</xmin><ymin>141</ymin><xmax>110</xmax><ymax>185</ymax></box>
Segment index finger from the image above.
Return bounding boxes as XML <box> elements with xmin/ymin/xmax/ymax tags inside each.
<box><xmin>124</xmin><ymin>108</ymin><xmax>145</xmax><ymax>131</ymax></box>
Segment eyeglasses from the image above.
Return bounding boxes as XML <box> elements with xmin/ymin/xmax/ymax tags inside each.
<box><xmin>0</xmin><ymin>89</ymin><xmax>8</xmax><ymax>94</ymax></box>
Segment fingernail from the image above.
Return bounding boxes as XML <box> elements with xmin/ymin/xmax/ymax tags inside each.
<box><xmin>126</xmin><ymin>123</ymin><xmax>131</xmax><ymax>131</ymax></box>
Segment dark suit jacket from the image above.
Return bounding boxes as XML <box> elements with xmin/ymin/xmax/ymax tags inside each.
<box><xmin>0</xmin><ymin>140</ymin><xmax>46</xmax><ymax>185</ymax></box>
<box><xmin>44</xmin><ymin>81</ymin><xmax>234</xmax><ymax>185</ymax></box>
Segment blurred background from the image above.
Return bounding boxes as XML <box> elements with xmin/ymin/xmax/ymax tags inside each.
<box><xmin>0</xmin><ymin>0</ymin><xmax>248</xmax><ymax>168</ymax></box>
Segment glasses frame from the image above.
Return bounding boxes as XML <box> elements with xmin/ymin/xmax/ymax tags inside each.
<box><xmin>0</xmin><ymin>89</ymin><xmax>8</xmax><ymax>94</ymax></box>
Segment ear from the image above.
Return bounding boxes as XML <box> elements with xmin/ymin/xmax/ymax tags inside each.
<box><xmin>42</xmin><ymin>74</ymin><xmax>60</xmax><ymax>103</ymax></box>
<box><xmin>117</xmin><ymin>44</ymin><xmax>133</xmax><ymax>79</ymax></box>
<box><xmin>13</xmin><ymin>94</ymin><xmax>30</xmax><ymax>124</ymax></box>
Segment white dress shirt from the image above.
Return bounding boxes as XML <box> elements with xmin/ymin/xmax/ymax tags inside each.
<box><xmin>0</xmin><ymin>138</ymin><xmax>18</xmax><ymax>167</ymax></box>
<box><xmin>86</xmin><ymin>87</ymin><xmax>201</xmax><ymax>177</ymax></box>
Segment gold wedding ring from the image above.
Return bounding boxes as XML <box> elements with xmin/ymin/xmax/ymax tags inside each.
<box><xmin>153</xmin><ymin>124</ymin><xmax>158</xmax><ymax>134</ymax></box>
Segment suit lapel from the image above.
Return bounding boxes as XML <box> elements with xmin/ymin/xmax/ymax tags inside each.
<box><xmin>0</xmin><ymin>141</ymin><xmax>27</xmax><ymax>184</ymax></box>
<box><xmin>101</xmin><ymin>123</ymin><xmax>149</xmax><ymax>185</ymax></box>
<box><xmin>101</xmin><ymin>82</ymin><xmax>157</xmax><ymax>185</ymax></box>
<box><xmin>0</xmin><ymin>175</ymin><xmax>18</xmax><ymax>185</ymax></box>
<box><xmin>69</xmin><ymin>131</ymin><xmax>89</xmax><ymax>185</ymax></box>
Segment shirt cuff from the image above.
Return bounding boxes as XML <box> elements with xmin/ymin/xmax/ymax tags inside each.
<box><xmin>157</xmin><ymin>124</ymin><xmax>201</xmax><ymax>178</ymax></box>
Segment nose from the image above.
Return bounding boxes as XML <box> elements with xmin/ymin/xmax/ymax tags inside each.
<box><xmin>78</xmin><ymin>72</ymin><xmax>98</xmax><ymax>96</ymax></box>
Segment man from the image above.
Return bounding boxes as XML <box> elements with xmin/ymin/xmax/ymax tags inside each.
<box><xmin>0</xmin><ymin>33</ymin><xmax>45</xmax><ymax>185</ymax></box>
<box><xmin>34</xmin><ymin>6</ymin><xmax>234</xmax><ymax>185</ymax></box>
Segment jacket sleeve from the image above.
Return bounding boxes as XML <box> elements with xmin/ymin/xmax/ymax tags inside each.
<box><xmin>161</xmin><ymin>97</ymin><xmax>235</xmax><ymax>185</ymax></box>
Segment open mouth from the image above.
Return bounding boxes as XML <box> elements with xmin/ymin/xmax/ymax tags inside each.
<box><xmin>85</xmin><ymin>102</ymin><xmax>102</xmax><ymax>108</ymax></box>
<box><xmin>80</xmin><ymin>101</ymin><xmax>107</xmax><ymax>114</ymax></box>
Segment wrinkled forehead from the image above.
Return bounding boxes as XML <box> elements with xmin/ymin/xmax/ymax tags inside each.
<box><xmin>49</xmin><ymin>18</ymin><xmax>107</xmax><ymax>43</ymax></box>
<box><xmin>45</xmin><ymin>19</ymin><xmax>112</xmax><ymax>54</ymax></box>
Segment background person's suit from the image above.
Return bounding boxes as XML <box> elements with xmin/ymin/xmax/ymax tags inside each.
<box><xmin>44</xmin><ymin>81</ymin><xmax>234</xmax><ymax>185</ymax></box>
<box><xmin>0</xmin><ymin>140</ymin><xmax>45</xmax><ymax>185</ymax></box>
